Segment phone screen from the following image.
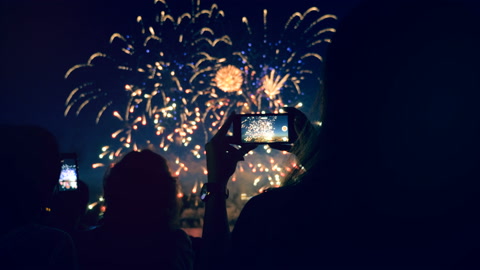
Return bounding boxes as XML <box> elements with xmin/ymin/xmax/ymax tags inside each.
<box><xmin>59</xmin><ymin>153</ymin><xmax>78</xmax><ymax>191</ymax></box>
<box><xmin>239</xmin><ymin>114</ymin><xmax>290</xmax><ymax>144</ymax></box>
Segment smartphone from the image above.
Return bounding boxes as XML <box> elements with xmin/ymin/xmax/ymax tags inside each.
<box><xmin>58</xmin><ymin>153</ymin><xmax>79</xmax><ymax>191</ymax></box>
<box><xmin>232</xmin><ymin>113</ymin><xmax>297</xmax><ymax>145</ymax></box>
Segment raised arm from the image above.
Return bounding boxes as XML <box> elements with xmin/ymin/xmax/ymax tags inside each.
<box><xmin>198</xmin><ymin>112</ymin><xmax>255</xmax><ymax>270</ymax></box>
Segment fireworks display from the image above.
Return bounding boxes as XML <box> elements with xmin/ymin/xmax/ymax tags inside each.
<box><xmin>64</xmin><ymin>0</ymin><xmax>336</xmax><ymax>196</ymax></box>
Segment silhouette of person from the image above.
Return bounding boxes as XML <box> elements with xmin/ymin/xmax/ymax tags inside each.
<box><xmin>75</xmin><ymin>149</ymin><xmax>194</xmax><ymax>269</ymax></box>
<box><xmin>201</xmin><ymin>0</ymin><xmax>480</xmax><ymax>268</ymax></box>
<box><xmin>0</xmin><ymin>124</ymin><xmax>78</xmax><ymax>269</ymax></box>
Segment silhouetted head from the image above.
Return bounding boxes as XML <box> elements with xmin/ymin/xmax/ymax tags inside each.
<box><xmin>319</xmin><ymin>0</ymin><xmax>480</xmax><ymax>217</ymax></box>
<box><xmin>102</xmin><ymin>149</ymin><xmax>180</xmax><ymax>229</ymax></box>
<box><xmin>0</xmin><ymin>125</ymin><xmax>61</xmax><ymax>231</ymax></box>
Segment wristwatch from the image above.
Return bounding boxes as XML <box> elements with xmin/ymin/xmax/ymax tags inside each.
<box><xmin>200</xmin><ymin>183</ymin><xmax>229</xmax><ymax>202</ymax></box>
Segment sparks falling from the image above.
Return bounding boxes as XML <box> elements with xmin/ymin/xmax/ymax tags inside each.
<box><xmin>64</xmin><ymin>0</ymin><xmax>336</xmax><ymax>195</ymax></box>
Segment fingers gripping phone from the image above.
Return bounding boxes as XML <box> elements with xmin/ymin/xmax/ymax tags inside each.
<box><xmin>58</xmin><ymin>153</ymin><xmax>79</xmax><ymax>191</ymax></box>
<box><xmin>232</xmin><ymin>113</ymin><xmax>297</xmax><ymax>145</ymax></box>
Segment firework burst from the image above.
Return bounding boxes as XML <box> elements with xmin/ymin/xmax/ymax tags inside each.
<box><xmin>65</xmin><ymin>0</ymin><xmax>336</xmax><ymax>195</ymax></box>
<box><xmin>66</xmin><ymin>0</ymin><xmax>231</xmax><ymax>176</ymax></box>
<box><xmin>192</xmin><ymin>5</ymin><xmax>337</xmax><ymax>135</ymax></box>
<box><xmin>191</xmin><ymin>5</ymin><xmax>337</xmax><ymax>190</ymax></box>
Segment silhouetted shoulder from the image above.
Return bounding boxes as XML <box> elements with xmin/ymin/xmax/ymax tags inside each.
<box><xmin>76</xmin><ymin>225</ymin><xmax>193</xmax><ymax>269</ymax></box>
<box><xmin>231</xmin><ymin>177</ymin><xmax>336</xmax><ymax>269</ymax></box>
<box><xmin>0</xmin><ymin>220</ymin><xmax>77</xmax><ymax>269</ymax></box>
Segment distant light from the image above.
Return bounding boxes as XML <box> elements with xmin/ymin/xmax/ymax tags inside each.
<box><xmin>92</xmin><ymin>163</ymin><xmax>104</xmax><ymax>169</ymax></box>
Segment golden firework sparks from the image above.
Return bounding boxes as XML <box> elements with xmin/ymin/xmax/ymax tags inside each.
<box><xmin>213</xmin><ymin>65</ymin><xmax>243</xmax><ymax>92</ymax></box>
<box><xmin>64</xmin><ymin>0</ymin><xmax>336</xmax><ymax>198</ymax></box>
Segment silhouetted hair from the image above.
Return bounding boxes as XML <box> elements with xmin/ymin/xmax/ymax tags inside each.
<box><xmin>102</xmin><ymin>149</ymin><xmax>180</xmax><ymax>229</ymax></box>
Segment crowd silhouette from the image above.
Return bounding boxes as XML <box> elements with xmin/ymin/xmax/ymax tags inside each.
<box><xmin>2</xmin><ymin>0</ymin><xmax>480</xmax><ymax>269</ymax></box>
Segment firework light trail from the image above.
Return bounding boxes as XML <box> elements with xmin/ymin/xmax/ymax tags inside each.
<box><xmin>64</xmin><ymin>0</ymin><xmax>336</xmax><ymax>197</ymax></box>
<box><xmin>65</xmin><ymin>0</ymin><xmax>230</xmax><ymax>179</ymax></box>
<box><xmin>192</xmin><ymin>4</ymin><xmax>337</xmax><ymax>193</ymax></box>
<box><xmin>195</xmin><ymin>6</ymin><xmax>337</xmax><ymax>121</ymax></box>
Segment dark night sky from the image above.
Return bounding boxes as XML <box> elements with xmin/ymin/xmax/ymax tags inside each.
<box><xmin>0</xmin><ymin>0</ymin><xmax>362</xmax><ymax>197</ymax></box>
<box><xmin>1</xmin><ymin>0</ymin><xmax>478</xmax><ymax>197</ymax></box>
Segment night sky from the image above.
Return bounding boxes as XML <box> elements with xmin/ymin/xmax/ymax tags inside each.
<box><xmin>2</xmin><ymin>0</ymin><xmax>477</xmax><ymax>198</ymax></box>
